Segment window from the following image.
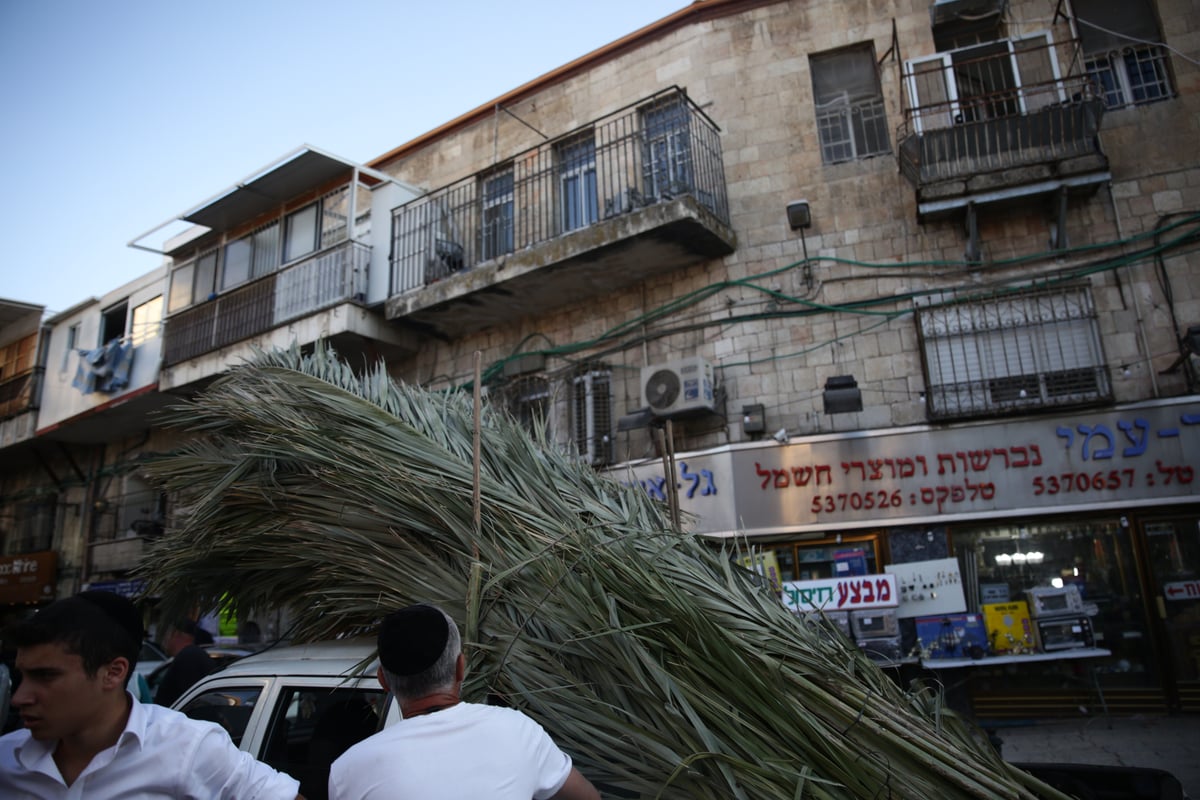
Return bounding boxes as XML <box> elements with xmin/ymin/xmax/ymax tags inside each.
<box><xmin>222</xmin><ymin>222</ymin><xmax>280</xmax><ymax>289</ymax></box>
<box><xmin>130</xmin><ymin>296</ymin><xmax>163</xmax><ymax>346</ymax></box>
<box><xmin>641</xmin><ymin>96</ymin><xmax>692</xmax><ymax>199</ymax></box>
<box><xmin>1075</xmin><ymin>0</ymin><xmax>1172</xmax><ymax>109</ymax></box>
<box><xmin>100</xmin><ymin>301</ymin><xmax>128</xmax><ymax>345</ymax></box>
<box><xmin>918</xmin><ymin>285</ymin><xmax>1112</xmax><ymax>420</ymax></box>
<box><xmin>499</xmin><ymin>375</ymin><xmax>551</xmax><ymax>439</ymax></box>
<box><xmin>480</xmin><ymin>167</ymin><xmax>514</xmax><ymax>260</ymax></box>
<box><xmin>61</xmin><ymin>324</ymin><xmax>78</xmax><ymax>372</ymax></box>
<box><xmin>260</xmin><ymin>686</ymin><xmax>386</xmax><ymax>800</ymax></box>
<box><xmin>557</xmin><ymin>133</ymin><xmax>598</xmax><ymax>232</ymax></box>
<box><xmin>179</xmin><ymin>687</ymin><xmax>264</xmax><ymax>746</ymax></box>
<box><xmin>284</xmin><ymin>204</ymin><xmax>318</xmax><ymax>262</ymax></box>
<box><xmin>810</xmin><ymin>45</ymin><xmax>890</xmax><ymax>164</ymax></box>
<box><xmin>571</xmin><ymin>365</ymin><xmax>613</xmax><ymax>466</ymax></box>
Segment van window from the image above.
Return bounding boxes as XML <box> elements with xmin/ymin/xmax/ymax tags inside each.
<box><xmin>260</xmin><ymin>686</ymin><xmax>387</xmax><ymax>800</ymax></box>
<box><xmin>178</xmin><ymin>687</ymin><xmax>264</xmax><ymax>746</ymax></box>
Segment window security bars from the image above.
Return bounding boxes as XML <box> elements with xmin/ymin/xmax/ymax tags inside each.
<box><xmin>918</xmin><ymin>285</ymin><xmax>1113</xmax><ymax>420</ymax></box>
<box><xmin>810</xmin><ymin>45</ymin><xmax>891</xmax><ymax>165</ymax></box>
<box><xmin>390</xmin><ymin>88</ymin><xmax>728</xmax><ymax>295</ymax></box>
<box><xmin>1085</xmin><ymin>47</ymin><xmax>1172</xmax><ymax>109</ymax></box>
<box><xmin>572</xmin><ymin>367</ymin><xmax>614</xmax><ymax>467</ymax></box>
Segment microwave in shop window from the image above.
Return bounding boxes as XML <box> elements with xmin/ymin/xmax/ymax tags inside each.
<box><xmin>850</xmin><ymin>608</ymin><xmax>899</xmax><ymax>639</ymax></box>
<box><xmin>1025</xmin><ymin>585</ymin><xmax>1085</xmax><ymax>618</ymax></box>
<box><xmin>1035</xmin><ymin>615</ymin><xmax>1094</xmax><ymax>651</ymax></box>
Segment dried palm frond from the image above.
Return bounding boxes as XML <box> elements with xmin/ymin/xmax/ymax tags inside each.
<box><xmin>138</xmin><ymin>343</ymin><xmax>1068</xmax><ymax>799</ymax></box>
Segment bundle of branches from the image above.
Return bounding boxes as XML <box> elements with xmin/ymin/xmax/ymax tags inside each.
<box><xmin>138</xmin><ymin>345</ymin><xmax>1067</xmax><ymax>799</ymax></box>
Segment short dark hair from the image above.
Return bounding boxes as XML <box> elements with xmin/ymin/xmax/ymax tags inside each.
<box><xmin>6</xmin><ymin>591</ymin><xmax>143</xmax><ymax>684</ymax></box>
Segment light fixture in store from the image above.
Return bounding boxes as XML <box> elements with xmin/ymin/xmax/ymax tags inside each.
<box><xmin>993</xmin><ymin>551</ymin><xmax>1043</xmax><ymax>566</ymax></box>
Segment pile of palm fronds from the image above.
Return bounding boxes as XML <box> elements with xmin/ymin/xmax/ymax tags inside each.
<box><xmin>138</xmin><ymin>344</ymin><xmax>1068</xmax><ymax>799</ymax></box>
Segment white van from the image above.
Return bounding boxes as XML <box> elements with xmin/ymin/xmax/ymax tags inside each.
<box><xmin>171</xmin><ymin>639</ymin><xmax>396</xmax><ymax>800</ymax></box>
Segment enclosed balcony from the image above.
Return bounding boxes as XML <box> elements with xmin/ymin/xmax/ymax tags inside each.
<box><xmin>386</xmin><ymin>87</ymin><xmax>736</xmax><ymax>338</ymax></box>
<box><xmin>898</xmin><ymin>36</ymin><xmax>1110</xmax><ymax>221</ymax></box>
<box><xmin>137</xmin><ymin>148</ymin><xmax>421</xmax><ymax>389</ymax></box>
<box><xmin>162</xmin><ymin>238</ymin><xmax>372</xmax><ymax>366</ymax></box>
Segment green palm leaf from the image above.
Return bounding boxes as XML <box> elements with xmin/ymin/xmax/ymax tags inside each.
<box><xmin>138</xmin><ymin>343</ymin><xmax>1069</xmax><ymax>799</ymax></box>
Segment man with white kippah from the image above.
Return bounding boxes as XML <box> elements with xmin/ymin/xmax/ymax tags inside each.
<box><xmin>328</xmin><ymin>603</ymin><xmax>601</xmax><ymax>800</ymax></box>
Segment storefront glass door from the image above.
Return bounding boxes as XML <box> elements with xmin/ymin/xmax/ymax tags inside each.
<box><xmin>1140</xmin><ymin>515</ymin><xmax>1200</xmax><ymax>702</ymax></box>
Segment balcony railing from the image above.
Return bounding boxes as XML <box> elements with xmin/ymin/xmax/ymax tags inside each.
<box><xmin>390</xmin><ymin>87</ymin><xmax>729</xmax><ymax>295</ymax></box>
<box><xmin>0</xmin><ymin>366</ymin><xmax>42</xmax><ymax>421</ymax></box>
<box><xmin>897</xmin><ymin>39</ymin><xmax>1106</xmax><ymax>191</ymax></box>
<box><xmin>163</xmin><ymin>240</ymin><xmax>369</xmax><ymax>366</ymax></box>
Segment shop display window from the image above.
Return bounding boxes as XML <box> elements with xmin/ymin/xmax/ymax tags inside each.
<box><xmin>952</xmin><ymin>518</ymin><xmax>1157</xmax><ymax>685</ymax></box>
<box><xmin>769</xmin><ymin>534</ymin><xmax>881</xmax><ymax>583</ymax></box>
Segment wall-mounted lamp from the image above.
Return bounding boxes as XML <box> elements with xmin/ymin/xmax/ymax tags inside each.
<box><xmin>772</xmin><ymin>428</ymin><xmax>790</xmax><ymax>444</ymax></box>
<box><xmin>786</xmin><ymin>199</ymin><xmax>813</xmax><ymax>292</ymax></box>
<box><xmin>823</xmin><ymin>375</ymin><xmax>863</xmax><ymax>414</ymax></box>
<box><xmin>742</xmin><ymin>403</ymin><xmax>766</xmax><ymax>437</ymax></box>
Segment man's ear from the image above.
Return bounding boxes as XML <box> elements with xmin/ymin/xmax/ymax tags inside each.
<box><xmin>376</xmin><ymin>665</ymin><xmax>390</xmax><ymax>693</ymax></box>
<box><xmin>455</xmin><ymin>653</ymin><xmax>465</xmax><ymax>683</ymax></box>
<box><xmin>102</xmin><ymin>657</ymin><xmax>131</xmax><ymax>690</ymax></box>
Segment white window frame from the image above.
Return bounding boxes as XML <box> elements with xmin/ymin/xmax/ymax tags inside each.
<box><xmin>904</xmin><ymin>32</ymin><xmax>1064</xmax><ymax>134</ymax></box>
<box><xmin>1084</xmin><ymin>46</ymin><xmax>1172</xmax><ymax>109</ymax></box>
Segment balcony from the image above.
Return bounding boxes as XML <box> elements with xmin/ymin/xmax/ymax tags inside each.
<box><xmin>386</xmin><ymin>88</ymin><xmax>736</xmax><ymax>338</ymax></box>
<box><xmin>898</xmin><ymin>38</ymin><xmax>1110</xmax><ymax>221</ymax></box>
<box><xmin>160</xmin><ymin>239</ymin><xmax>414</xmax><ymax>385</ymax></box>
<box><xmin>0</xmin><ymin>367</ymin><xmax>41</xmax><ymax>448</ymax></box>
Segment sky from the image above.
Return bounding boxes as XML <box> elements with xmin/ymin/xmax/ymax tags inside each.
<box><xmin>0</xmin><ymin>0</ymin><xmax>688</xmax><ymax>317</ymax></box>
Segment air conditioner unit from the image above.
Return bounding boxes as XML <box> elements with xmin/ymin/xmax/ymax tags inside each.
<box><xmin>641</xmin><ymin>357</ymin><xmax>715</xmax><ymax>417</ymax></box>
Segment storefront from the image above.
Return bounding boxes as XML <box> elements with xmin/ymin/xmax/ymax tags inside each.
<box><xmin>614</xmin><ymin>396</ymin><xmax>1200</xmax><ymax>717</ymax></box>
<box><xmin>0</xmin><ymin>550</ymin><xmax>58</xmax><ymax>628</ymax></box>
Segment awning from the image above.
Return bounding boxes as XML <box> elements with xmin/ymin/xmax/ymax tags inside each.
<box><xmin>128</xmin><ymin>145</ymin><xmax>407</xmax><ymax>256</ymax></box>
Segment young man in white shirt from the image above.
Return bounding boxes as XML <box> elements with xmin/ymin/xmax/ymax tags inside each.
<box><xmin>0</xmin><ymin>591</ymin><xmax>303</xmax><ymax>800</ymax></box>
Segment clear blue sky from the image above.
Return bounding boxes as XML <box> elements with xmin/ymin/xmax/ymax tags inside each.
<box><xmin>0</xmin><ymin>0</ymin><xmax>687</xmax><ymax>316</ymax></box>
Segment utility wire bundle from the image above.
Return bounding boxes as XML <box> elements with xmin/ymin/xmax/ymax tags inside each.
<box><xmin>139</xmin><ymin>344</ymin><xmax>1068</xmax><ymax>799</ymax></box>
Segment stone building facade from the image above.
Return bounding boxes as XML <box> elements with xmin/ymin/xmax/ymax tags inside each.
<box><xmin>2</xmin><ymin>0</ymin><xmax>1198</xmax><ymax>715</ymax></box>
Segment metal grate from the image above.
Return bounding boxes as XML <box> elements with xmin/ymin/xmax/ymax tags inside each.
<box><xmin>917</xmin><ymin>284</ymin><xmax>1113</xmax><ymax>420</ymax></box>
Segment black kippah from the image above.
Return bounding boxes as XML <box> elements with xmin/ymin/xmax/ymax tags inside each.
<box><xmin>378</xmin><ymin>604</ymin><xmax>450</xmax><ymax>676</ymax></box>
<box><xmin>77</xmin><ymin>590</ymin><xmax>144</xmax><ymax>646</ymax></box>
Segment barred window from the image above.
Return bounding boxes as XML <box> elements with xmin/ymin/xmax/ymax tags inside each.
<box><xmin>497</xmin><ymin>375</ymin><xmax>551</xmax><ymax>441</ymax></box>
<box><xmin>917</xmin><ymin>285</ymin><xmax>1113</xmax><ymax>420</ymax></box>
<box><xmin>571</xmin><ymin>365</ymin><xmax>613</xmax><ymax>467</ymax></box>
<box><xmin>1075</xmin><ymin>0</ymin><xmax>1172</xmax><ymax>109</ymax></box>
<box><xmin>810</xmin><ymin>45</ymin><xmax>890</xmax><ymax>165</ymax></box>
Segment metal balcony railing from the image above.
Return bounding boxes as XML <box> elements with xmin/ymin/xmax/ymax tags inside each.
<box><xmin>897</xmin><ymin>38</ymin><xmax>1106</xmax><ymax>188</ymax></box>
<box><xmin>0</xmin><ymin>366</ymin><xmax>42</xmax><ymax>421</ymax></box>
<box><xmin>390</xmin><ymin>87</ymin><xmax>729</xmax><ymax>294</ymax></box>
<box><xmin>163</xmin><ymin>239</ymin><xmax>369</xmax><ymax>366</ymax></box>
